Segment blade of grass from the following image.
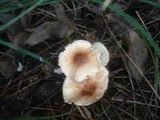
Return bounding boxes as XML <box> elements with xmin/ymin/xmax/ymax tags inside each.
<box><xmin>0</xmin><ymin>0</ymin><xmax>44</xmax><ymax>31</ymax></box>
<box><xmin>0</xmin><ymin>0</ymin><xmax>63</xmax><ymax>27</ymax></box>
<box><xmin>0</xmin><ymin>0</ymin><xmax>12</xmax><ymax>2</ymax></box>
<box><xmin>110</xmin><ymin>0</ymin><xmax>160</xmax><ymax>94</ymax></box>
<box><xmin>0</xmin><ymin>7</ymin><xmax>19</xmax><ymax>13</ymax></box>
<box><xmin>140</xmin><ymin>35</ymin><xmax>160</xmax><ymax>94</ymax></box>
<box><xmin>89</xmin><ymin>0</ymin><xmax>160</xmax><ymax>58</ymax></box>
<box><xmin>140</xmin><ymin>0</ymin><xmax>160</xmax><ymax>7</ymax></box>
<box><xmin>88</xmin><ymin>0</ymin><xmax>160</xmax><ymax>95</ymax></box>
<box><xmin>0</xmin><ymin>39</ymin><xmax>53</xmax><ymax>68</ymax></box>
<box><xmin>0</xmin><ymin>0</ymin><xmax>62</xmax><ymax>13</ymax></box>
<box><xmin>8</xmin><ymin>111</ymin><xmax>71</xmax><ymax>120</ymax></box>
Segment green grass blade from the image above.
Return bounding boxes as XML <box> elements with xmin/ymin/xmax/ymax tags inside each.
<box><xmin>89</xmin><ymin>0</ymin><xmax>160</xmax><ymax>58</ymax></box>
<box><xmin>0</xmin><ymin>0</ymin><xmax>44</xmax><ymax>31</ymax></box>
<box><xmin>0</xmin><ymin>0</ymin><xmax>62</xmax><ymax>13</ymax></box>
<box><xmin>0</xmin><ymin>7</ymin><xmax>18</xmax><ymax>13</ymax></box>
<box><xmin>140</xmin><ymin>0</ymin><xmax>160</xmax><ymax>7</ymax></box>
<box><xmin>89</xmin><ymin>0</ymin><xmax>160</xmax><ymax>94</ymax></box>
<box><xmin>106</xmin><ymin>0</ymin><xmax>160</xmax><ymax>94</ymax></box>
<box><xmin>0</xmin><ymin>0</ymin><xmax>12</xmax><ymax>2</ymax></box>
<box><xmin>140</xmin><ymin>35</ymin><xmax>160</xmax><ymax>94</ymax></box>
<box><xmin>7</xmin><ymin>111</ymin><xmax>71</xmax><ymax>120</ymax></box>
<box><xmin>0</xmin><ymin>40</ymin><xmax>53</xmax><ymax>68</ymax></box>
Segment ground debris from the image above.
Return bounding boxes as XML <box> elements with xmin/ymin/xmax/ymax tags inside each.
<box><xmin>127</xmin><ymin>29</ymin><xmax>148</xmax><ymax>80</ymax></box>
<box><xmin>25</xmin><ymin>21</ymin><xmax>74</xmax><ymax>46</ymax></box>
<box><xmin>0</xmin><ymin>54</ymin><xmax>17</xmax><ymax>78</ymax></box>
<box><xmin>0</xmin><ymin>0</ymin><xmax>159</xmax><ymax>119</ymax></box>
<box><xmin>107</xmin><ymin>13</ymin><xmax>148</xmax><ymax>81</ymax></box>
<box><xmin>0</xmin><ymin>13</ymin><xmax>26</xmax><ymax>35</ymax></box>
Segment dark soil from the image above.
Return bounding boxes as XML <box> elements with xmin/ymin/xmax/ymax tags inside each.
<box><xmin>0</xmin><ymin>0</ymin><xmax>160</xmax><ymax>120</ymax></box>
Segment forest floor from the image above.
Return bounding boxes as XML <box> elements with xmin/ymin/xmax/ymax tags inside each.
<box><xmin>0</xmin><ymin>0</ymin><xmax>160</xmax><ymax>120</ymax></box>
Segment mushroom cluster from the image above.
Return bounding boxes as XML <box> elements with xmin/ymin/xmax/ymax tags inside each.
<box><xmin>58</xmin><ymin>40</ymin><xmax>109</xmax><ymax>106</ymax></box>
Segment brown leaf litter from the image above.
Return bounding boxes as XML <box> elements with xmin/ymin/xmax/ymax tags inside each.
<box><xmin>106</xmin><ymin>13</ymin><xmax>148</xmax><ymax>81</ymax></box>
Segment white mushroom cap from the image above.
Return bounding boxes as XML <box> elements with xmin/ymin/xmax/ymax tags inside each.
<box><xmin>58</xmin><ymin>40</ymin><xmax>101</xmax><ymax>82</ymax></box>
<box><xmin>62</xmin><ymin>66</ymin><xmax>109</xmax><ymax>106</ymax></box>
<box><xmin>92</xmin><ymin>42</ymin><xmax>109</xmax><ymax>66</ymax></box>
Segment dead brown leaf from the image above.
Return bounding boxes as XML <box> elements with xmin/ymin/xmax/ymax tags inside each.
<box><xmin>54</xmin><ymin>3</ymin><xmax>76</xmax><ymax>30</ymax></box>
<box><xmin>106</xmin><ymin>13</ymin><xmax>148</xmax><ymax>80</ymax></box>
<box><xmin>9</xmin><ymin>21</ymin><xmax>74</xmax><ymax>46</ymax></box>
<box><xmin>9</xmin><ymin>32</ymin><xmax>30</xmax><ymax>46</ymax></box>
<box><xmin>127</xmin><ymin>30</ymin><xmax>148</xmax><ymax>80</ymax></box>
<box><xmin>113</xmin><ymin>0</ymin><xmax>132</xmax><ymax>11</ymax></box>
<box><xmin>0</xmin><ymin>55</ymin><xmax>17</xmax><ymax>78</ymax></box>
<box><xmin>25</xmin><ymin>21</ymin><xmax>74</xmax><ymax>46</ymax></box>
<box><xmin>0</xmin><ymin>13</ymin><xmax>26</xmax><ymax>35</ymax></box>
<box><xmin>8</xmin><ymin>3</ymin><xmax>75</xmax><ymax>47</ymax></box>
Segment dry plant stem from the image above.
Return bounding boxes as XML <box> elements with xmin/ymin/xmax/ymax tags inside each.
<box><xmin>1</xmin><ymin>79</ymin><xmax>42</xmax><ymax>100</ymax></box>
<box><xmin>65</xmin><ymin>105</ymin><xmax>75</xmax><ymax>120</ymax></box>
<box><xmin>102</xmin><ymin>17</ymin><xmax>160</xmax><ymax>43</ymax></box>
<box><xmin>101</xmin><ymin>0</ymin><xmax>112</xmax><ymax>11</ymax></box>
<box><xmin>104</xmin><ymin>21</ymin><xmax>153</xmax><ymax>115</ymax></box>
<box><xmin>48</xmin><ymin>100</ymin><xmax>55</xmax><ymax>116</ymax></box>
<box><xmin>122</xmin><ymin>59</ymin><xmax>136</xmax><ymax>118</ymax></box>
<box><xmin>17</xmin><ymin>77</ymin><xmax>23</xmax><ymax>93</ymax></box>
<box><xmin>26</xmin><ymin>93</ymin><xmax>57</xmax><ymax>114</ymax></box>
<box><xmin>77</xmin><ymin>106</ymin><xmax>87</xmax><ymax>120</ymax></box>
<box><xmin>115</xmin><ymin>59</ymin><xmax>157</xmax><ymax>116</ymax></box>
<box><xmin>71</xmin><ymin>0</ymin><xmax>77</xmax><ymax>16</ymax></box>
<box><xmin>0</xmin><ymin>79</ymin><xmax>12</xmax><ymax>97</ymax></box>
<box><xmin>118</xmin><ymin>108</ymin><xmax>139</xmax><ymax>120</ymax></box>
<box><xmin>105</xmin><ymin>15</ymin><xmax>136</xmax><ymax>116</ymax></box>
<box><xmin>28</xmin><ymin>107</ymin><xmax>56</xmax><ymax>111</ymax></box>
<box><xmin>106</xmin><ymin>25</ymin><xmax>160</xmax><ymax>100</ymax></box>
<box><xmin>92</xmin><ymin>104</ymin><xmax>104</xmax><ymax>119</ymax></box>
<box><xmin>135</xmin><ymin>11</ymin><xmax>151</xmax><ymax>37</ymax></box>
<box><xmin>136</xmin><ymin>11</ymin><xmax>159</xmax><ymax>113</ymax></box>
<box><xmin>15</xmin><ymin>79</ymin><xmax>42</xmax><ymax>95</ymax></box>
<box><xmin>61</xmin><ymin>1</ymin><xmax>74</xmax><ymax>14</ymax></box>
<box><xmin>100</xmin><ymin>102</ymin><xmax>111</xmax><ymax>120</ymax></box>
<box><xmin>82</xmin><ymin>106</ymin><xmax>92</xmax><ymax>119</ymax></box>
<box><xmin>110</xmin><ymin>47</ymin><xmax>137</xmax><ymax>118</ymax></box>
<box><xmin>153</xmin><ymin>45</ymin><xmax>159</xmax><ymax>118</ymax></box>
<box><xmin>36</xmin><ymin>8</ymin><xmax>57</xmax><ymax>17</ymax></box>
<box><xmin>111</xmin><ymin>98</ymin><xmax>160</xmax><ymax>109</ymax></box>
<box><xmin>155</xmin><ymin>51</ymin><xmax>159</xmax><ymax>114</ymax></box>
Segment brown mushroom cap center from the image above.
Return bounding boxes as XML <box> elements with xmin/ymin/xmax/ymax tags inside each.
<box><xmin>73</xmin><ymin>51</ymin><xmax>89</xmax><ymax>66</ymax></box>
<box><xmin>81</xmin><ymin>80</ymin><xmax>97</xmax><ymax>96</ymax></box>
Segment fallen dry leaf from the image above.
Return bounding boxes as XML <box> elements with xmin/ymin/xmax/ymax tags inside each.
<box><xmin>9</xmin><ymin>21</ymin><xmax>74</xmax><ymax>46</ymax></box>
<box><xmin>0</xmin><ymin>13</ymin><xmax>26</xmax><ymax>35</ymax></box>
<box><xmin>54</xmin><ymin>3</ymin><xmax>76</xmax><ymax>30</ymax></box>
<box><xmin>113</xmin><ymin>0</ymin><xmax>132</xmax><ymax>11</ymax></box>
<box><xmin>77</xmin><ymin>106</ymin><xmax>93</xmax><ymax>120</ymax></box>
<box><xmin>8</xmin><ymin>3</ymin><xmax>75</xmax><ymax>47</ymax></box>
<box><xmin>127</xmin><ymin>29</ymin><xmax>148</xmax><ymax>80</ymax></box>
<box><xmin>0</xmin><ymin>55</ymin><xmax>17</xmax><ymax>78</ymax></box>
<box><xmin>25</xmin><ymin>21</ymin><xmax>74</xmax><ymax>46</ymax></box>
<box><xmin>9</xmin><ymin>32</ymin><xmax>30</xmax><ymax>46</ymax></box>
<box><xmin>106</xmin><ymin>13</ymin><xmax>148</xmax><ymax>80</ymax></box>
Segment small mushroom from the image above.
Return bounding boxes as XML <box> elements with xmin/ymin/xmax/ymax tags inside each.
<box><xmin>92</xmin><ymin>42</ymin><xmax>109</xmax><ymax>66</ymax></box>
<box><xmin>58</xmin><ymin>40</ymin><xmax>101</xmax><ymax>82</ymax></box>
<box><xmin>62</xmin><ymin>66</ymin><xmax>109</xmax><ymax>106</ymax></box>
